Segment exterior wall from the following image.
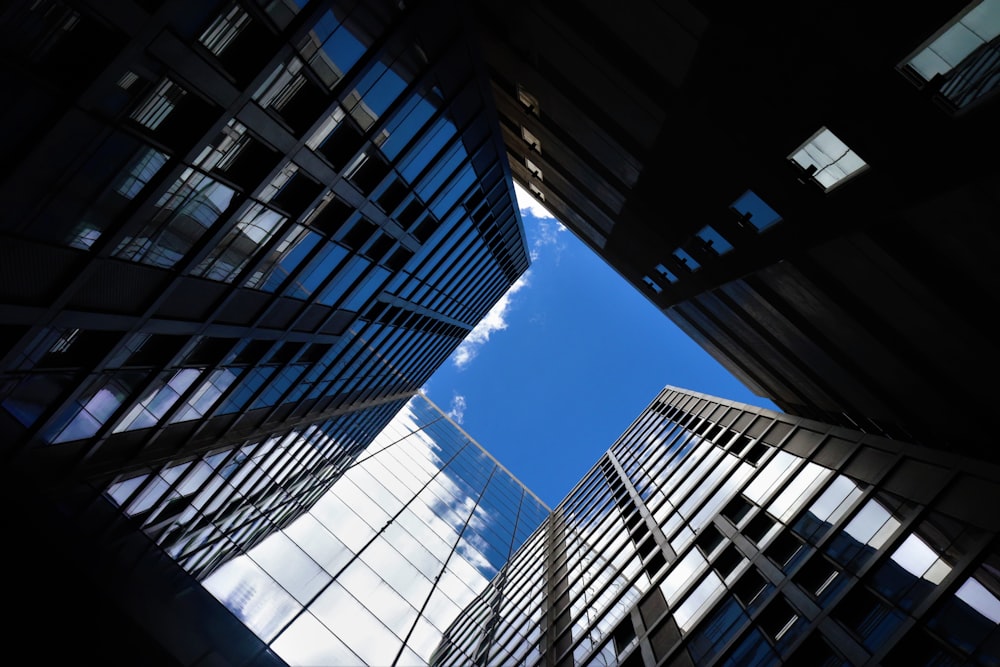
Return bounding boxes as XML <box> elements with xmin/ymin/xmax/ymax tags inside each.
<box><xmin>435</xmin><ymin>386</ymin><xmax>1000</xmax><ymax>666</ymax></box>
<box><xmin>0</xmin><ymin>3</ymin><xmax>532</xmax><ymax>663</ymax></box>
<box><xmin>138</xmin><ymin>392</ymin><xmax>549</xmax><ymax>665</ymax></box>
<box><xmin>472</xmin><ymin>0</ymin><xmax>1000</xmax><ymax>453</ymax></box>
<box><xmin>0</xmin><ymin>0</ymin><xmax>528</xmax><ymax>485</ymax></box>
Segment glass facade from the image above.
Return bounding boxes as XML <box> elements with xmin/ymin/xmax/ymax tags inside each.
<box><xmin>0</xmin><ymin>0</ymin><xmax>527</xmax><ymax>495</ymax></box>
<box><xmin>111</xmin><ymin>392</ymin><xmax>548</xmax><ymax>666</ymax></box>
<box><xmin>434</xmin><ymin>387</ymin><xmax>1000</xmax><ymax>667</ymax></box>
<box><xmin>3</xmin><ymin>2</ymin><xmax>1000</xmax><ymax>665</ymax></box>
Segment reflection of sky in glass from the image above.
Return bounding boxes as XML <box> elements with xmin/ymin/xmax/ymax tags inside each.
<box><xmin>957</xmin><ymin>577</ymin><xmax>1000</xmax><ymax>624</ymax></box>
<box><xmin>200</xmin><ymin>394</ymin><xmax>547</xmax><ymax>665</ymax></box>
<box><xmin>891</xmin><ymin>534</ymin><xmax>950</xmax><ymax>584</ymax></box>
<box><xmin>844</xmin><ymin>499</ymin><xmax>899</xmax><ymax>548</ymax></box>
<box><xmin>908</xmin><ymin>0</ymin><xmax>1000</xmax><ymax>79</ymax></box>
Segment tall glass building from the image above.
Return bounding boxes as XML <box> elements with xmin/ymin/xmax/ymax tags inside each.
<box><xmin>435</xmin><ymin>386</ymin><xmax>1000</xmax><ymax>666</ymax></box>
<box><xmin>0</xmin><ymin>0</ymin><xmax>525</xmax><ymax>502</ymax></box>
<box><xmin>0</xmin><ymin>2</ymin><xmax>530</xmax><ymax>662</ymax></box>
<box><xmin>3</xmin><ymin>2</ymin><xmax>1000</xmax><ymax>666</ymax></box>
<box><xmin>173</xmin><ymin>392</ymin><xmax>549</xmax><ymax>666</ymax></box>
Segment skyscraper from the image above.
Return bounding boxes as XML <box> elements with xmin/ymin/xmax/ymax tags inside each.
<box><xmin>435</xmin><ymin>386</ymin><xmax>1000</xmax><ymax>666</ymax></box>
<box><xmin>190</xmin><ymin>392</ymin><xmax>548</xmax><ymax>665</ymax></box>
<box><xmin>0</xmin><ymin>1</ymin><xmax>530</xmax><ymax>662</ymax></box>
<box><xmin>3</xmin><ymin>1</ymin><xmax>1000</xmax><ymax>666</ymax></box>
<box><xmin>0</xmin><ymin>2</ymin><xmax>528</xmax><ymax>486</ymax></box>
<box><xmin>470</xmin><ymin>0</ymin><xmax>1000</xmax><ymax>453</ymax></box>
<box><xmin>1</xmin><ymin>0</ymin><xmax>525</xmax><ymax>516</ymax></box>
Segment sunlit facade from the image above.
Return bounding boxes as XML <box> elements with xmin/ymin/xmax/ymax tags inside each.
<box><xmin>435</xmin><ymin>386</ymin><xmax>1000</xmax><ymax>666</ymax></box>
<box><xmin>168</xmin><ymin>392</ymin><xmax>548</xmax><ymax>666</ymax></box>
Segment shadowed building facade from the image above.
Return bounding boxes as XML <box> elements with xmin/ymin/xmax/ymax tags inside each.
<box><xmin>471</xmin><ymin>0</ymin><xmax>1000</xmax><ymax>454</ymax></box>
<box><xmin>0</xmin><ymin>0</ymin><xmax>526</xmax><ymax>526</ymax></box>
<box><xmin>0</xmin><ymin>0</ymin><xmax>528</xmax><ymax>663</ymax></box>
<box><xmin>435</xmin><ymin>386</ymin><xmax>1000</xmax><ymax>666</ymax></box>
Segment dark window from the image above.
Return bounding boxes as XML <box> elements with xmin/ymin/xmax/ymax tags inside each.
<box><xmin>766</xmin><ymin>531</ymin><xmax>805</xmax><ymax>570</ymax></box>
<box><xmin>723</xmin><ymin>496</ymin><xmax>754</xmax><ymax>526</ymax></box>
<box><xmin>787</xmin><ymin>633</ymin><xmax>849</xmax><ymax>667</ymax></box>
<box><xmin>732</xmin><ymin>568</ymin><xmax>770</xmax><ymax>611</ymax></box>
<box><xmin>834</xmin><ymin>586</ymin><xmax>905</xmax><ymax>651</ymax></box>
<box><xmin>795</xmin><ymin>555</ymin><xmax>844</xmax><ymax>603</ymax></box>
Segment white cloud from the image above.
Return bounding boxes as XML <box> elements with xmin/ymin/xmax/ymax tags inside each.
<box><xmin>512</xmin><ymin>182</ymin><xmax>566</xmax><ymax>261</ymax></box>
<box><xmin>446</xmin><ymin>394</ymin><xmax>467</xmax><ymax>424</ymax></box>
<box><xmin>530</xmin><ymin>217</ymin><xmax>567</xmax><ymax>262</ymax></box>
<box><xmin>451</xmin><ymin>271</ymin><xmax>530</xmax><ymax>369</ymax></box>
<box><xmin>514</xmin><ymin>182</ymin><xmax>556</xmax><ymax>221</ymax></box>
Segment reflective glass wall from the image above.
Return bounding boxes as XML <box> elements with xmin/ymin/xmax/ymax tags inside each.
<box><xmin>435</xmin><ymin>387</ymin><xmax>1000</xmax><ymax>666</ymax></box>
<box><xmin>0</xmin><ymin>0</ymin><xmax>527</xmax><ymax>490</ymax></box>
<box><xmin>159</xmin><ymin>393</ymin><xmax>549</xmax><ymax>666</ymax></box>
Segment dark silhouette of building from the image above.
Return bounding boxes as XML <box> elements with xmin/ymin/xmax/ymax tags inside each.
<box><xmin>472</xmin><ymin>0</ymin><xmax>1000</xmax><ymax>454</ymax></box>
<box><xmin>436</xmin><ymin>386</ymin><xmax>1000</xmax><ymax>666</ymax></box>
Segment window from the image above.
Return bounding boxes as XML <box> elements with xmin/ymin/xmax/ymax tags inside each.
<box><xmin>198</xmin><ymin>4</ymin><xmax>251</xmax><ymax>56</ymax></box>
<box><xmin>758</xmin><ymin>596</ymin><xmax>801</xmax><ymax>645</ymax></box>
<box><xmin>517</xmin><ymin>85</ymin><xmax>540</xmax><ymax>115</ymax></box>
<box><xmin>521</xmin><ymin>126</ymin><xmax>541</xmax><ymax>152</ymax></box>
<box><xmin>788</xmin><ymin>127</ymin><xmax>869</xmax><ymax>191</ymax></box>
<box><xmin>902</xmin><ymin>0</ymin><xmax>1000</xmax><ymax>82</ymax></box>
<box><xmin>927</xmin><ymin>554</ymin><xmax>1000</xmax><ymax>656</ymax></box>
<box><xmin>113</xmin><ymin>168</ymin><xmax>236</xmax><ymax>268</ymax></box>
<box><xmin>898</xmin><ymin>0</ymin><xmax>1000</xmax><ymax>111</ymax></box>
<box><xmin>525</xmin><ymin>157</ymin><xmax>543</xmax><ymax>180</ymax></box>
<box><xmin>672</xmin><ymin>248</ymin><xmax>700</xmax><ymax>271</ymax></box>
<box><xmin>730</xmin><ymin>190</ymin><xmax>782</xmax><ymax>232</ymax></box>
<box><xmin>795</xmin><ymin>554</ymin><xmax>843</xmax><ymax>601</ymax></box>
<box><xmin>297</xmin><ymin>8</ymin><xmax>367</xmax><ymax>89</ymax></box>
<box><xmin>130</xmin><ymin>79</ymin><xmax>186</xmax><ymax>131</ymax></box>
<box><xmin>67</xmin><ymin>145</ymin><xmax>170</xmax><ymax>250</ymax></box>
<box><xmin>192</xmin><ymin>202</ymin><xmax>287</xmax><ymax>282</ymax></box>
<box><xmin>695</xmin><ymin>225</ymin><xmax>734</xmax><ymax>255</ymax></box>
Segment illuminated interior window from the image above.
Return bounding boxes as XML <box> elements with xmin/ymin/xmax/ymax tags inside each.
<box><xmin>788</xmin><ymin>127</ymin><xmax>868</xmax><ymax>192</ymax></box>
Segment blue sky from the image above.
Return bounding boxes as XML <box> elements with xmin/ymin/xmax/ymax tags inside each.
<box><xmin>421</xmin><ymin>184</ymin><xmax>777</xmax><ymax>507</ymax></box>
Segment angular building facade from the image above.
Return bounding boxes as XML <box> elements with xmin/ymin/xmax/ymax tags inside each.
<box><xmin>0</xmin><ymin>1</ymin><xmax>530</xmax><ymax>662</ymax></box>
<box><xmin>186</xmin><ymin>392</ymin><xmax>548</xmax><ymax>666</ymax></box>
<box><xmin>435</xmin><ymin>386</ymin><xmax>1000</xmax><ymax>666</ymax></box>
<box><xmin>470</xmin><ymin>0</ymin><xmax>1000</xmax><ymax>453</ymax></box>
<box><xmin>3</xmin><ymin>1</ymin><xmax>1000</xmax><ymax>666</ymax></box>
<box><xmin>0</xmin><ymin>0</ymin><xmax>526</xmax><ymax>495</ymax></box>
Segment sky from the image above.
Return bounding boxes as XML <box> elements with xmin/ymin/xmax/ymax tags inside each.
<box><xmin>420</xmin><ymin>184</ymin><xmax>778</xmax><ymax>507</ymax></box>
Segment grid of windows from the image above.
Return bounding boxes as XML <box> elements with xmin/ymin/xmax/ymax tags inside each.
<box><xmin>0</xmin><ymin>0</ymin><xmax>529</xmax><ymax>491</ymax></box>
<box><xmin>435</xmin><ymin>387</ymin><xmax>1000</xmax><ymax>667</ymax></box>
<box><xmin>106</xmin><ymin>394</ymin><xmax>548</xmax><ymax>665</ymax></box>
